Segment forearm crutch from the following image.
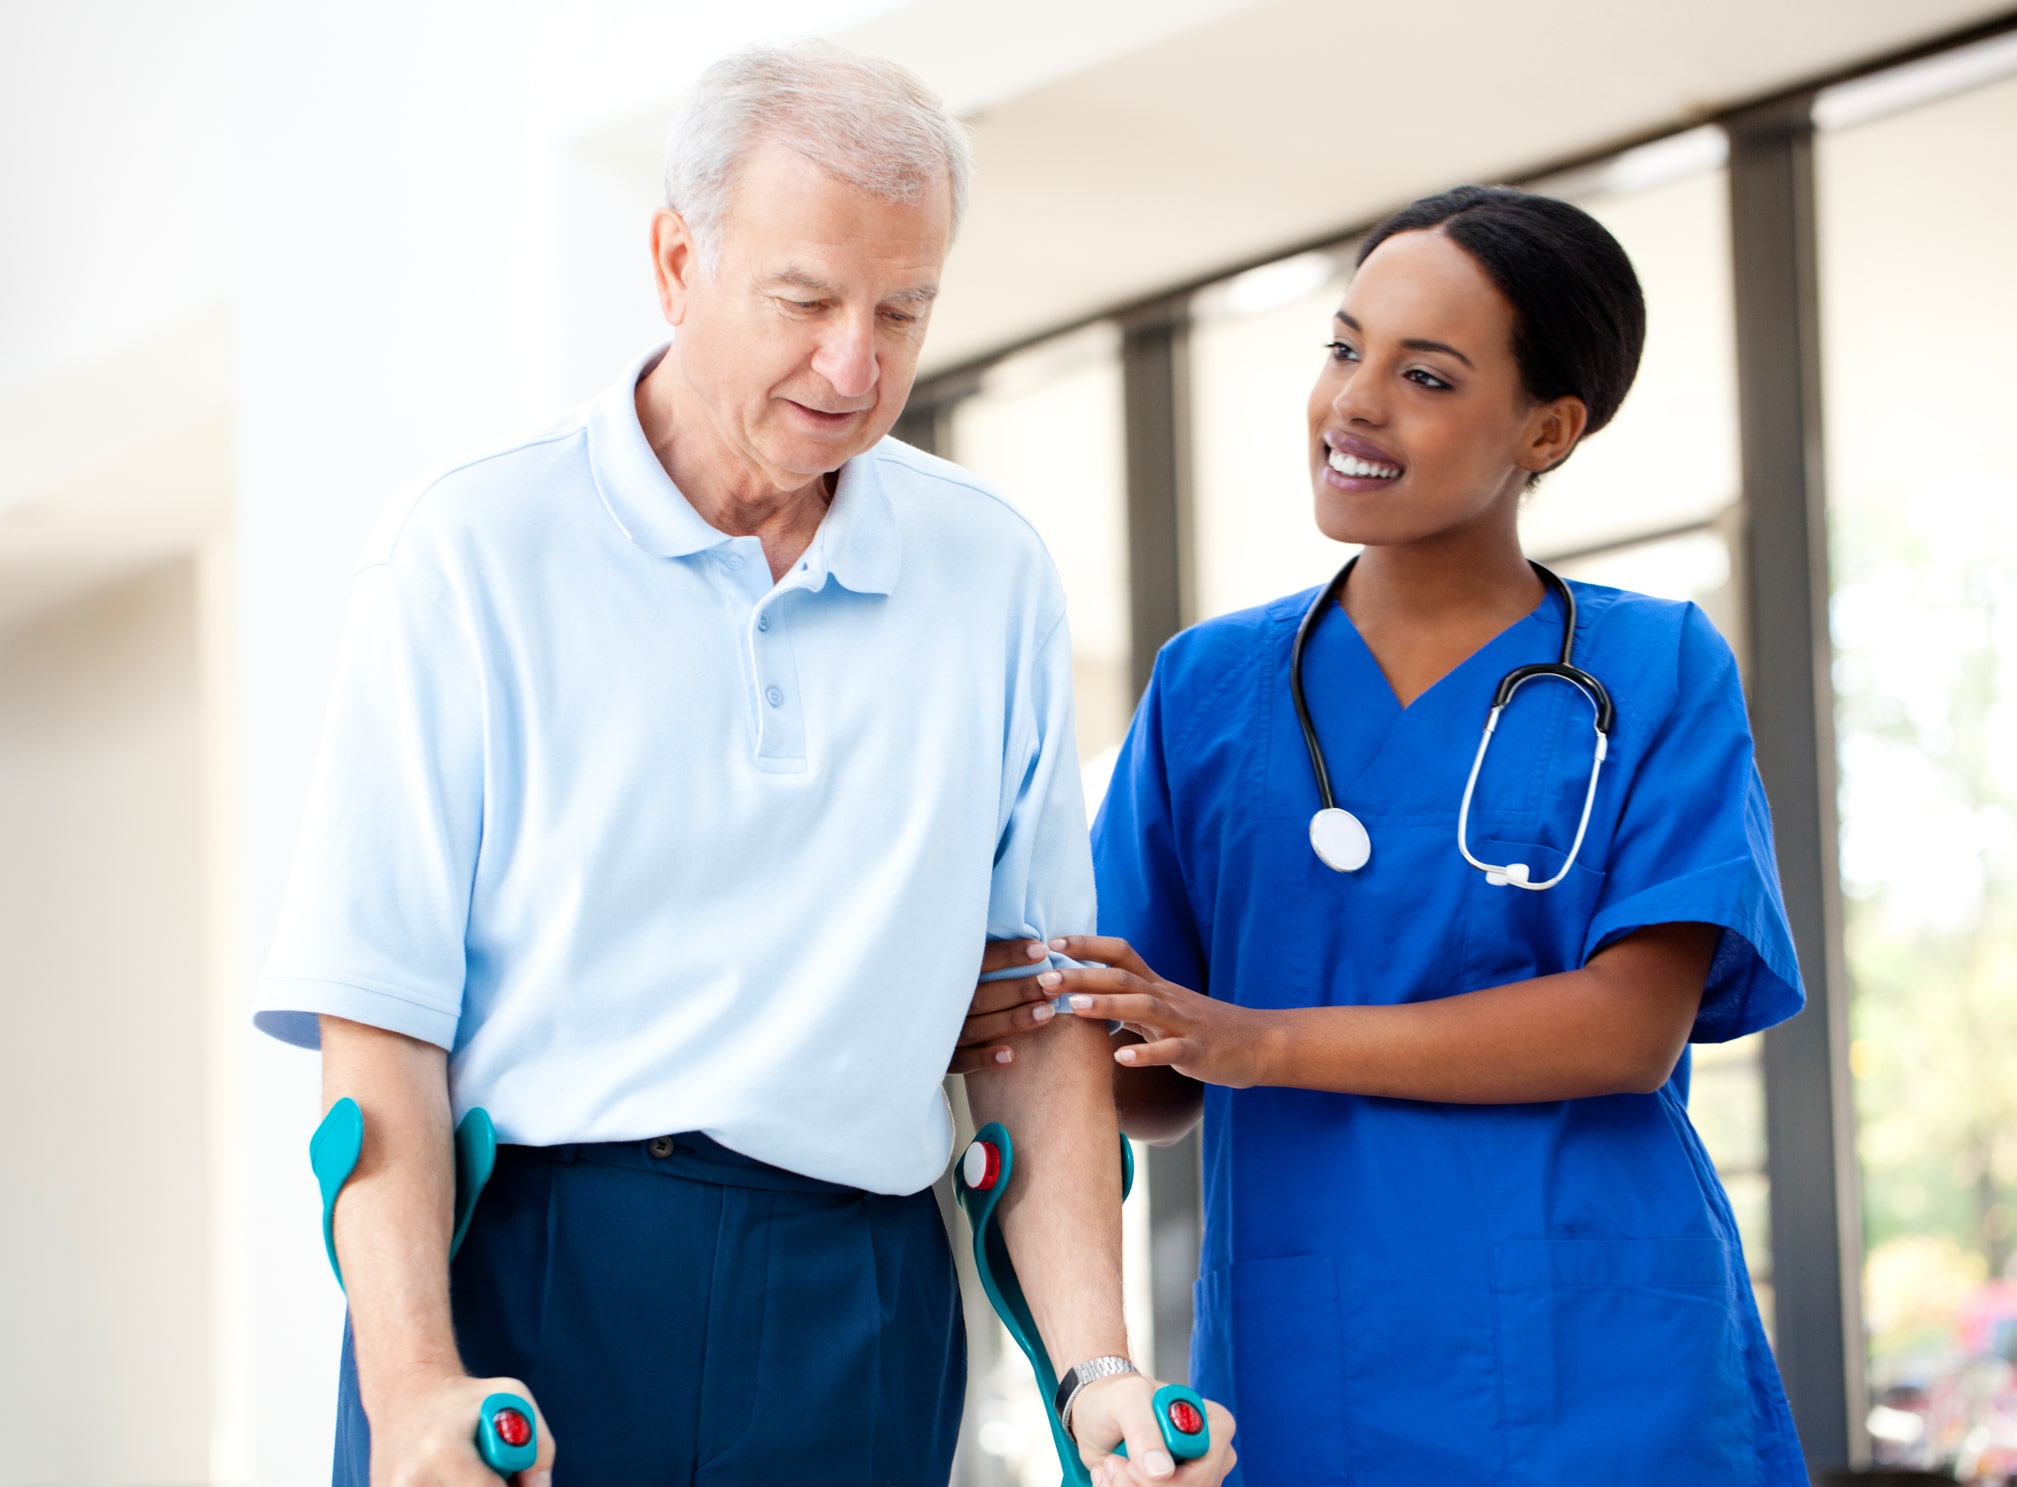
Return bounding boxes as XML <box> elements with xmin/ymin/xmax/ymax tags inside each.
<box><xmin>310</xmin><ymin>1099</ymin><xmax>539</xmax><ymax>1478</ymax></box>
<box><xmin>954</xmin><ymin>1122</ymin><xmax>1211</xmax><ymax>1485</ymax></box>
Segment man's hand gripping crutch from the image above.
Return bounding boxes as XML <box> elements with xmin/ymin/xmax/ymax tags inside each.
<box><xmin>316</xmin><ymin>1018</ymin><xmax>554</xmax><ymax>1486</ymax></box>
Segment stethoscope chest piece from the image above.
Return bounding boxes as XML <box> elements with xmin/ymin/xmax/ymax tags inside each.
<box><xmin>1309</xmin><ymin>806</ymin><xmax>1371</xmax><ymax>873</ymax></box>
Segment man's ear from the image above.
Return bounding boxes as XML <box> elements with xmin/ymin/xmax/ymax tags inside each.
<box><xmin>1519</xmin><ymin>395</ymin><xmax>1591</xmax><ymax>476</ymax></box>
<box><xmin>650</xmin><ymin>208</ymin><xmax>702</xmax><ymax>327</ymax></box>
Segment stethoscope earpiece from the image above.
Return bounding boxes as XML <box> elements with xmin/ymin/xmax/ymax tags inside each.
<box><xmin>1292</xmin><ymin>558</ymin><xmax>1614</xmax><ymax>888</ymax></box>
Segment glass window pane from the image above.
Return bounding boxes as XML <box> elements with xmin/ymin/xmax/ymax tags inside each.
<box><xmin>1818</xmin><ymin>65</ymin><xmax>2017</xmax><ymax>1476</ymax></box>
<box><xmin>1188</xmin><ymin>251</ymin><xmax>1357</xmax><ymax>622</ymax></box>
<box><xmin>948</xmin><ymin>324</ymin><xmax>1132</xmax><ymax>766</ymax></box>
<box><xmin>1520</xmin><ymin>167</ymin><xmax>1741</xmax><ymax>561</ymax></box>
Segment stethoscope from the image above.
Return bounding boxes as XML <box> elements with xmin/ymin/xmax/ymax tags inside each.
<box><xmin>1290</xmin><ymin>556</ymin><xmax>1615</xmax><ymax>890</ymax></box>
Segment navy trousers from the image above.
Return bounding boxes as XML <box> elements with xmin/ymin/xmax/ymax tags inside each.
<box><xmin>334</xmin><ymin>1133</ymin><xmax>965</xmax><ymax>1486</ymax></box>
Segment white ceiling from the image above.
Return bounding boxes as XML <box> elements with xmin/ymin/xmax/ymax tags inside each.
<box><xmin>884</xmin><ymin>0</ymin><xmax>2009</xmax><ymax>374</ymax></box>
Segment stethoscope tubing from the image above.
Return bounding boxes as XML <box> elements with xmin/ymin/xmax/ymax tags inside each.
<box><xmin>1292</xmin><ymin>556</ymin><xmax>1614</xmax><ymax>887</ymax></box>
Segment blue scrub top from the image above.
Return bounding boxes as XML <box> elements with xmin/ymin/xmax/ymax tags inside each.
<box><xmin>1093</xmin><ymin>579</ymin><xmax>1810</xmax><ymax>1486</ymax></box>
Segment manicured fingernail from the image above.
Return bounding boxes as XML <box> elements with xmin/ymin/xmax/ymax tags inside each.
<box><xmin>1116</xmin><ymin>1046</ymin><xmax>1137</xmax><ymax>1063</ymax></box>
<box><xmin>1069</xmin><ymin>995</ymin><xmax>1094</xmax><ymax>1011</ymax></box>
<box><xmin>1031</xmin><ymin>1001</ymin><xmax>1055</xmax><ymax>1022</ymax></box>
<box><xmin>1026</xmin><ymin>941</ymin><xmax>1047</xmax><ymax>960</ymax></box>
<box><xmin>1038</xmin><ymin>970</ymin><xmax>1062</xmax><ymax>988</ymax></box>
<box><xmin>1147</xmin><ymin>1448</ymin><xmax>1175</xmax><ymax>1476</ymax></box>
<box><xmin>994</xmin><ymin>1048</ymin><xmax>1012</xmax><ymax>1064</ymax></box>
<box><xmin>531</xmin><ymin>1474</ymin><xmax>552</xmax><ymax>1487</ymax></box>
<box><xmin>1049</xmin><ymin>937</ymin><xmax>1069</xmax><ymax>951</ymax></box>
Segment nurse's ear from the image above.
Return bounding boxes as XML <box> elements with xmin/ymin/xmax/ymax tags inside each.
<box><xmin>1515</xmin><ymin>393</ymin><xmax>1590</xmax><ymax>480</ymax></box>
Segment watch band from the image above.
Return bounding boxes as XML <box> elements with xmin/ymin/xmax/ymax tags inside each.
<box><xmin>1054</xmin><ymin>1355</ymin><xmax>1139</xmax><ymax>1440</ymax></box>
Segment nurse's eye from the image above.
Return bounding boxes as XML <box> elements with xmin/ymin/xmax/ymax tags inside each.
<box><xmin>1324</xmin><ymin>339</ymin><xmax>1359</xmax><ymax>364</ymax></box>
<box><xmin>1406</xmin><ymin>367</ymin><xmax>1453</xmax><ymax>391</ymax></box>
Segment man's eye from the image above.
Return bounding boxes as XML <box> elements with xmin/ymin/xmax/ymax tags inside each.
<box><xmin>1324</xmin><ymin>340</ymin><xmax>1359</xmax><ymax>363</ymax></box>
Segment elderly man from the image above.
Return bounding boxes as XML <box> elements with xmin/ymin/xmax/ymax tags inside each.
<box><xmin>256</xmin><ymin>39</ymin><xmax>1232</xmax><ymax>1487</ymax></box>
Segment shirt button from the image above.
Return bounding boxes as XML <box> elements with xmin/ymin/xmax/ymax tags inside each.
<box><xmin>757</xmin><ymin>614</ymin><xmax>770</xmax><ymax>632</ymax></box>
<box><xmin>765</xmin><ymin>685</ymin><xmax>784</xmax><ymax>707</ymax></box>
<box><xmin>722</xmin><ymin>552</ymin><xmax>743</xmax><ymax>571</ymax></box>
<box><xmin>647</xmin><ymin>1136</ymin><xmax>675</xmax><ymax>1159</ymax></box>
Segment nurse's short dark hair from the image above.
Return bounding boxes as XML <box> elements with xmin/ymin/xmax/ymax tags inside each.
<box><xmin>1357</xmin><ymin>186</ymin><xmax>1647</xmax><ymax>446</ymax></box>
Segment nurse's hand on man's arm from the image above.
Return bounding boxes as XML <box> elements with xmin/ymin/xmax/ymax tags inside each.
<box><xmin>1015</xmin><ymin>935</ymin><xmax>1276</xmax><ymax>1090</ymax></box>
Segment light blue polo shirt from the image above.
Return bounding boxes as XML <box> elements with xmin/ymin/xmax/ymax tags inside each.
<box><xmin>256</xmin><ymin>345</ymin><xmax>1094</xmax><ymax>1195</ymax></box>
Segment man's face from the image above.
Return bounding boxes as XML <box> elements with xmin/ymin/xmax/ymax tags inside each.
<box><xmin>658</xmin><ymin>140</ymin><xmax>952</xmax><ymax>492</ymax></box>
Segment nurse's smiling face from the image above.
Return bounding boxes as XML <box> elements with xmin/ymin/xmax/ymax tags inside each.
<box><xmin>1307</xmin><ymin>229</ymin><xmax>1587</xmax><ymax>549</ymax></box>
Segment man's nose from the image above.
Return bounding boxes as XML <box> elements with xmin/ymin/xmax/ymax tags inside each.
<box><xmin>811</xmin><ymin>313</ymin><xmax>880</xmax><ymax>402</ymax></box>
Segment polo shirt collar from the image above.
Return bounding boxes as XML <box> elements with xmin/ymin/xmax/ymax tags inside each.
<box><xmin>590</xmin><ymin>343</ymin><xmax>901</xmax><ymax>596</ymax></box>
<box><xmin>815</xmin><ymin>443</ymin><xmax>900</xmax><ymax>597</ymax></box>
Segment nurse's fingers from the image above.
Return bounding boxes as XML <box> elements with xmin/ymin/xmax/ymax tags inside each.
<box><xmin>1113</xmin><ymin>1036</ymin><xmax>1191</xmax><ymax>1069</ymax></box>
<box><xmin>1060</xmin><ymin>990</ymin><xmax>1166</xmax><ymax>1027</ymax></box>
<box><xmin>966</xmin><ymin>972</ymin><xmax>1050</xmax><ymax>1022</ymax></box>
<box><xmin>1045</xmin><ymin>965</ymin><xmax>1154</xmax><ymax>998</ymax></box>
<box><xmin>956</xmin><ymin>995</ymin><xmax>1059</xmax><ymax>1047</ymax></box>
<box><xmin>980</xmin><ymin>938</ymin><xmax>1049</xmax><ymax>975</ymax></box>
<box><xmin>1046</xmin><ymin>934</ymin><xmax>1155</xmax><ymax>979</ymax></box>
<box><xmin>948</xmin><ymin>1043</ymin><xmax>1017</xmax><ymax>1074</ymax></box>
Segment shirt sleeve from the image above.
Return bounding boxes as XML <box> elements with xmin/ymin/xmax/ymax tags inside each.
<box><xmin>1583</xmin><ymin>605</ymin><xmax>1805</xmax><ymax>1042</ymax></box>
<box><xmin>987</xmin><ymin>609</ymin><xmax>1097</xmax><ymax>967</ymax></box>
<box><xmin>253</xmin><ymin>559</ymin><xmax>485</xmax><ymax>1051</ymax></box>
<box><xmin>1090</xmin><ymin>651</ymin><xmax>1208</xmax><ymax>995</ymax></box>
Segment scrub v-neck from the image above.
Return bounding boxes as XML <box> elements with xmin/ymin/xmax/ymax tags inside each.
<box><xmin>1299</xmin><ymin>585</ymin><xmax>1562</xmax><ymax>806</ymax></box>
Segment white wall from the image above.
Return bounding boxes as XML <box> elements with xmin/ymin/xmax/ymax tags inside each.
<box><xmin>0</xmin><ymin>562</ymin><xmax>210</xmax><ymax>1487</ymax></box>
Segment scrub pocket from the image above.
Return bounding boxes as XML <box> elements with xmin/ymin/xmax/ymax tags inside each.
<box><xmin>1492</xmin><ymin>1237</ymin><xmax>1757</xmax><ymax>1487</ymax></box>
<box><xmin>1193</xmin><ymin>1254</ymin><xmax>1350</xmax><ymax>1486</ymax></box>
<box><xmin>1459</xmin><ymin>837</ymin><xmax>1605</xmax><ymax>991</ymax></box>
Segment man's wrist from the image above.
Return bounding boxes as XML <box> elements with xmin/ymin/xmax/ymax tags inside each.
<box><xmin>355</xmin><ymin>1346</ymin><xmax>467</xmax><ymax>1417</ymax></box>
<box><xmin>1055</xmin><ymin>1355</ymin><xmax>1139</xmax><ymax>1440</ymax></box>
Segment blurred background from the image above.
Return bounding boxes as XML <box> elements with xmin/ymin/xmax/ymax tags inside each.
<box><xmin>3</xmin><ymin>2</ymin><xmax>2015</xmax><ymax>1483</ymax></box>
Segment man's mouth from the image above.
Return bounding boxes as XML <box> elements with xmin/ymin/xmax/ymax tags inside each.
<box><xmin>788</xmin><ymin>400</ymin><xmax>866</xmax><ymax>426</ymax></box>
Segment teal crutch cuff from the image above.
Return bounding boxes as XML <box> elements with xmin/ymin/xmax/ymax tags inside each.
<box><xmin>308</xmin><ymin>1100</ymin><xmax>499</xmax><ymax>1292</ymax></box>
<box><xmin>310</xmin><ymin>1097</ymin><xmax>365</xmax><ymax>1292</ymax></box>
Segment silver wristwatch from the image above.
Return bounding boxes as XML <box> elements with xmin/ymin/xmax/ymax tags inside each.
<box><xmin>1055</xmin><ymin>1355</ymin><xmax>1140</xmax><ymax>1440</ymax></box>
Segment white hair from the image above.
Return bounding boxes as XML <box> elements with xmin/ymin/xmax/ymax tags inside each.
<box><xmin>664</xmin><ymin>39</ymin><xmax>972</xmax><ymax>268</ymax></box>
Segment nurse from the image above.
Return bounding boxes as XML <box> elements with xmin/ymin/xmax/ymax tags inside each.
<box><xmin>959</xmin><ymin>186</ymin><xmax>1809</xmax><ymax>1485</ymax></box>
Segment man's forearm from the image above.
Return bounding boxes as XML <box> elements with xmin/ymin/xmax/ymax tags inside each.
<box><xmin>965</xmin><ymin>1008</ymin><xmax>1132</xmax><ymax>1370</ymax></box>
<box><xmin>319</xmin><ymin>1016</ymin><xmax>464</xmax><ymax>1415</ymax></box>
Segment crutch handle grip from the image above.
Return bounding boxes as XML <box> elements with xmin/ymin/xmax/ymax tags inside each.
<box><xmin>475</xmin><ymin>1392</ymin><xmax>538</xmax><ymax>1476</ymax></box>
<box><xmin>1112</xmin><ymin>1383</ymin><xmax>1212</xmax><ymax>1464</ymax></box>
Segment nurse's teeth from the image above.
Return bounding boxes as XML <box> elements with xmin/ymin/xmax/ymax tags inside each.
<box><xmin>1327</xmin><ymin>448</ymin><xmax>1400</xmax><ymax>479</ymax></box>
